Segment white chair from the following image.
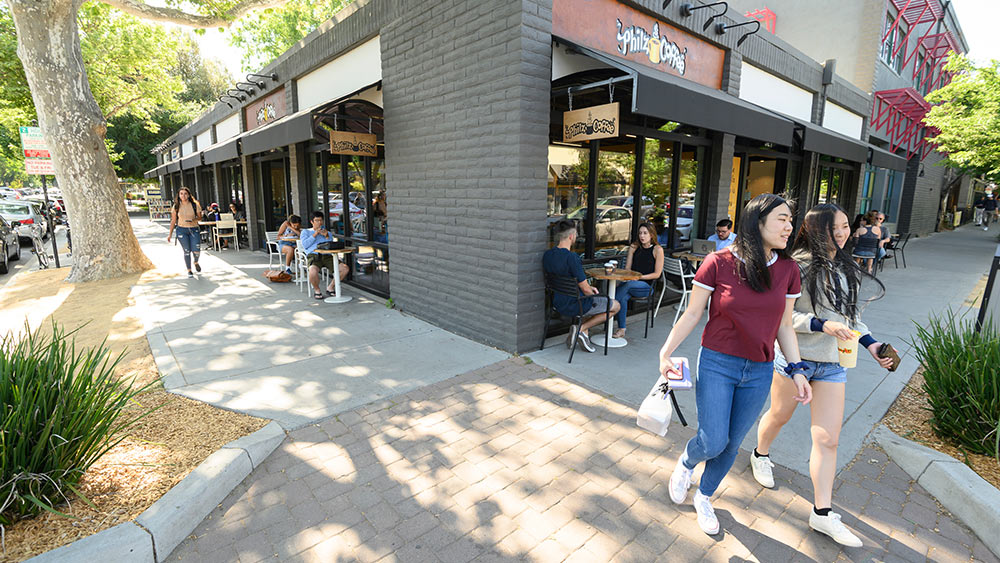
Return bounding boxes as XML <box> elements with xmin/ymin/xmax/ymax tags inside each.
<box><xmin>213</xmin><ymin>219</ymin><xmax>238</xmax><ymax>251</ymax></box>
<box><xmin>294</xmin><ymin>240</ymin><xmax>308</xmax><ymax>293</ymax></box>
<box><xmin>220</xmin><ymin>213</ymin><xmax>234</xmax><ymax>221</ymax></box>
<box><xmin>264</xmin><ymin>231</ymin><xmax>281</xmax><ymax>270</ymax></box>
<box><xmin>658</xmin><ymin>257</ymin><xmax>695</xmax><ymax>326</ymax></box>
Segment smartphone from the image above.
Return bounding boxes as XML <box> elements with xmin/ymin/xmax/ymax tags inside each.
<box><xmin>877</xmin><ymin>343</ymin><xmax>901</xmax><ymax>372</ymax></box>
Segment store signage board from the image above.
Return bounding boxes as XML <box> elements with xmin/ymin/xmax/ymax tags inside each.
<box><xmin>329</xmin><ymin>131</ymin><xmax>378</xmax><ymax>157</ymax></box>
<box><xmin>19</xmin><ymin>126</ymin><xmax>54</xmax><ymax>175</ymax></box>
<box><xmin>170</xmin><ymin>147</ymin><xmax>180</xmax><ymax>160</ymax></box>
<box><xmin>245</xmin><ymin>87</ymin><xmax>287</xmax><ymax>131</ymax></box>
<box><xmin>563</xmin><ymin>102</ymin><xmax>619</xmax><ymax>142</ymax></box>
<box><xmin>553</xmin><ymin>0</ymin><xmax>725</xmax><ymax>90</ymax></box>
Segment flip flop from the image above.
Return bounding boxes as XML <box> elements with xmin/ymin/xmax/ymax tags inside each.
<box><xmin>313</xmin><ymin>291</ymin><xmax>324</xmax><ymax>300</ymax></box>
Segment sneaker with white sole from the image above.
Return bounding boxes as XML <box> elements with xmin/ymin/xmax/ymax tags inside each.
<box><xmin>692</xmin><ymin>490</ymin><xmax>720</xmax><ymax>535</ymax></box>
<box><xmin>577</xmin><ymin>331</ymin><xmax>596</xmax><ymax>353</ymax></box>
<box><xmin>566</xmin><ymin>325</ymin><xmax>579</xmax><ymax>349</ymax></box>
<box><xmin>750</xmin><ymin>452</ymin><xmax>775</xmax><ymax>488</ymax></box>
<box><xmin>669</xmin><ymin>458</ymin><xmax>694</xmax><ymax>504</ymax></box>
<box><xmin>809</xmin><ymin>510</ymin><xmax>863</xmax><ymax>547</ymax></box>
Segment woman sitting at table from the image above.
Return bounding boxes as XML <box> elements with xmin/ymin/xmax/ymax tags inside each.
<box><xmin>613</xmin><ymin>221</ymin><xmax>664</xmax><ymax>339</ymax></box>
<box><xmin>276</xmin><ymin>214</ymin><xmax>302</xmax><ymax>274</ymax></box>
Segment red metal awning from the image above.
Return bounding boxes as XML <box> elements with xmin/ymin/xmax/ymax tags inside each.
<box><xmin>744</xmin><ymin>7</ymin><xmax>777</xmax><ymax>34</ymax></box>
<box><xmin>883</xmin><ymin>0</ymin><xmax>945</xmax><ymax>74</ymax></box>
<box><xmin>871</xmin><ymin>88</ymin><xmax>934</xmax><ymax>160</ymax></box>
<box><xmin>914</xmin><ymin>31</ymin><xmax>961</xmax><ymax>91</ymax></box>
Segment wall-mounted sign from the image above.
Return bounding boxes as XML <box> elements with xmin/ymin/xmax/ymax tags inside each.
<box><xmin>563</xmin><ymin>102</ymin><xmax>619</xmax><ymax>142</ymax></box>
<box><xmin>245</xmin><ymin>87</ymin><xmax>287</xmax><ymax>131</ymax></box>
<box><xmin>170</xmin><ymin>146</ymin><xmax>180</xmax><ymax>160</ymax></box>
<box><xmin>19</xmin><ymin>126</ymin><xmax>54</xmax><ymax>175</ymax></box>
<box><xmin>329</xmin><ymin>131</ymin><xmax>378</xmax><ymax>157</ymax></box>
<box><xmin>553</xmin><ymin>0</ymin><xmax>725</xmax><ymax>90</ymax></box>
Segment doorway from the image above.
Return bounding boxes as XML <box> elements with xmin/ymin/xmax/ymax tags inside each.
<box><xmin>255</xmin><ymin>156</ymin><xmax>290</xmax><ymax>231</ymax></box>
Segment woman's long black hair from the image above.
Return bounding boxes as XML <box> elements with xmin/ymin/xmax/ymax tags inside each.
<box><xmin>791</xmin><ymin>203</ymin><xmax>884</xmax><ymax>322</ymax></box>
<box><xmin>173</xmin><ymin>186</ymin><xmax>199</xmax><ymax>213</ymax></box>
<box><xmin>732</xmin><ymin>193</ymin><xmax>792</xmax><ymax>293</ymax></box>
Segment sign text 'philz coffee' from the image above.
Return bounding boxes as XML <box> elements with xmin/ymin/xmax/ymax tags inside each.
<box><xmin>329</xmin><ymin>131</ymin><xmax>378</xmax><ymax>157</ymax></box>
<box><xmin>563</xmin><ymin>102</ymin><xmax>619</xmax><ymax>143</ymax></box>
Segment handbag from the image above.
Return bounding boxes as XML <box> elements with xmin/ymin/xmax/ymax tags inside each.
<box><xmin>636</xmin><ymin>358</ymin><xmax>690</xmax><ymax>436</ymax></box>
<box><xmin>263</xmin><ymin>270</ymin><xmax>292</xmax><ymax>283</ymax></box>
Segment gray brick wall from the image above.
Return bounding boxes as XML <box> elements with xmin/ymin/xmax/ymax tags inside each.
<box><xmin>898</xmin><ymin>151</ymin><xmax>947</xmax><ymax>236</ymax></box>
<box><xmin>382</xmin><ymin>0</ymin><xmax>551</xmax><ymax>353</ymax></box>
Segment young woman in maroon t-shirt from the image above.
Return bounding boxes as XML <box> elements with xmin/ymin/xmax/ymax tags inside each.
<box><xmin>657</xmin><ymin>194</ymin><xmax>812</xmax><ymax>536</ymax></box>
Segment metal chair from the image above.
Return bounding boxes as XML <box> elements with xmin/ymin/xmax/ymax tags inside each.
<box><xmin>294</xmin><ymin>240</ymin><xmax>308</xmax><ymax>293</ymax></box>
<box><xmin>264</xmin><ymin>231</ymin><xmax>281</xmax><ymax>270</ymax></box>
<box><xmin>541</xmin><ymin>273</ymin><xmax>611</xmax><ymax>363</ymax></box>
<box><xmin>659</xmin><ymin>257</ymin><xmax>695</xmax><ymax>326</ymax></box>
<box><xmin>625</xmin><ymin>272</ymin><xmax>666</xmax><ymax>339</ymax></box>
<box><xmin>886</xmin><ymin>233</ymin><xmax>911</xmax><ymax>269</ymax></box>
<box><xmin>213</xmin><ymin>219</ymin><xmax>238</xmax><ymax>251</ymax></box>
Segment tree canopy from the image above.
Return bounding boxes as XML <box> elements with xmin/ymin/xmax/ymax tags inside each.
<box><xmin>923</xmin><ymin>54</ymin><xmax>1000</xmax><ymax>181</ymax></box>
<box><xmin>229</xmin><ymin>0</ymin><xmax>350</xmax><ymax>72</ymax></box>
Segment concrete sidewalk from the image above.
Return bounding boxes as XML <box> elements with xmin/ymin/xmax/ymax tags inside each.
<box><xmin>528</xmin><ymin>224</ymin><xmax>997</xmax><ymax>476</ymax></box>
<box><xmin>134</xmin><ymin>219</ymin><xmax>508</xmax><ymax>429</ymax></box>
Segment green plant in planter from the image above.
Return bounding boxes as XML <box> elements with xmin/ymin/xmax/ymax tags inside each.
<box><xmin>911</xmin><ymin>310</ymin><xmax>1000</xmax><ymax>459</ymax></box>
<box><xmin>0</xmin><ymin>322</ymin><xmax>157</xmax><ymax>526</ymax></box>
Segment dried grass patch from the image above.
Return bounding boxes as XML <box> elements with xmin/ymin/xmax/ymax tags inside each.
<box><xmin>883</xmin><ymin>368</ymin><xmax>1000</xmax><ymax>491</ymax></box>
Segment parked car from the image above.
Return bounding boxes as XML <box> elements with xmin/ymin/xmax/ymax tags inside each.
<box><xmin>0</xmin><ymin>199</ymin><xmax>48</xmax><ymax>243</ymax></box>
<box><xmin>567</xmin><ymin>205</ymin><xmax>632</xmax><ymax>244</ymax></box>
<box><xmin>676</xmin><ymin>205</ymin><xmax>694</xmax><ymax>241</ymax></box>
<box><xmin>0</xmin><ymin>187</ymin><xmax>23</xmax><ymax>200</ymax></box>
<box><xmin>598</xmin><ymin>195</ymin><xmax>654</xmax><ymax>218</ymax></box>
<box><xmin>0</xmin><ymin>215</ymin><xmax>22</xmax><ymax>274</ymax></box>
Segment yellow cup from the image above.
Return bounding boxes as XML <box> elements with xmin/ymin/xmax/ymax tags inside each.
<box><xmin>837</xmin><ymin>330</ymin><xmax>862</xmax><ymax>368</ymax></box>
<box><xmin>648</xmin><ymin>38</ymin><xmax>661</xmax><ymax>64</ymax></box>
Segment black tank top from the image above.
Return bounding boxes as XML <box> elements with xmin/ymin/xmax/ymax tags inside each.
<box><xmin>632</xmin><ymin>244</ymin><xmax>656</xmax><ymax>275</ymax></box>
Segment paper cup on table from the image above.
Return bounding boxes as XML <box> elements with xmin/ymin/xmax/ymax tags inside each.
<box><xmin>837</xmin><ymin>330</ymin><xmax>862</xmax><ymax>368</ymax></box>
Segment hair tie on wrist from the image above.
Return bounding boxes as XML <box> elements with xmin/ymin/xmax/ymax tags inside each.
<box><xmin>783</xmin><ymin>362</ymin><xmax>809</xmax><ymax>375</ymax></box>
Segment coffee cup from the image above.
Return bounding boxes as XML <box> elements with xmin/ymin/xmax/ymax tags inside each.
<box><xmin>837</xmin><ymin>330</ymin><xmax>862</xmax><ymax>368</ymax></box>
<box><xmin>604</xmin><ymin>261</ymin><xmax>614</xmax><ymax>275</ymax></box>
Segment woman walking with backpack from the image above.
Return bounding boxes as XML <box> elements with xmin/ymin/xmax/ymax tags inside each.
<box><xmin>750</xmin><ymin>203</ymin><xmax>892</xmax><ymax>547</ymax></box>
<box><xmin>656</xmin><ymin>193</ymin><xmax>811</xmax><ymax>535</ymax></box>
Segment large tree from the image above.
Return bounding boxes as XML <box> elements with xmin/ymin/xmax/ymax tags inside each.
<box><xmin>923</xmin><ymin>54</ymin><xmax>1000</xmax><ymax>181</ymax></box>
<box><xmin>4</xmin><ymin>0</ymin><xmax>285</xmax><ymax>282</ymax></box>
<box><xmin>229</xmin><ymin>0</ymin><xmax>349</xmax><ymax>71</ymax></box>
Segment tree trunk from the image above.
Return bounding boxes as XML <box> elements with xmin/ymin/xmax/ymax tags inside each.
<box><xmin>6</xmin><ymin>0</ymin><xmax>154</xmax><ymax>282</ymax></box>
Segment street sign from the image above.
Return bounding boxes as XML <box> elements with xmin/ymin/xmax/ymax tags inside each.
<box><xmin>19</xmin><ymin>126</ymin><xmax>53</xmax><ymax>176</ymax></box>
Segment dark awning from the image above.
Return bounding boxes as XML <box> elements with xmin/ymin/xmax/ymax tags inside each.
<box><xmin>143</xmin><ymin>167</ymin><xmax>157</xmax><ymax>179</ymax></box>
<box><xmin>569</xmin><ymin>43</ymin><xmax>795</xmax><ymax>146</ymax></box>
<box><xmin>868</xmin><ymin>145</ymin><xmax>908</xmax><ymax>171</ymax></box>
<box><xmin>166</xmin><ymin>161</ymin><xmax>180</xmax><ymax>173</ymax></box>
<box><xmin>797</xmin><ymin>120</ymin><xmax>868</xmax><ymax>163</ymax></box>
<box><xmin>241</xmin><ymin>109</ymin><xmax>313</xmax><ymax>155</ymax></box>
<box><xmin>202</xmin><ymin>137</ymin><xmax>240</xmax><ymax>164</ymax></box>
<box><xmin>181</xmin><ymin>153</ymin><xmax>202</xmax><ymax>170</ymax></box>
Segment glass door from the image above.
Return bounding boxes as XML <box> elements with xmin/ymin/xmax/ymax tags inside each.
<box><xmin>258</xmin><ymin>158</ymin><xmax>289</xmax><ymax>231</ymax></box>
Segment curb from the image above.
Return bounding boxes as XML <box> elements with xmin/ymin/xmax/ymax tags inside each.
<box><xmin>873</xmin><ymin>424</ymin><xmax>1000</xmax><ymax>559</ymax></box>
<box><xmin>27</xmin><ymin>421</ymin><xmax>286</xmax><ymax>563</ymax></box>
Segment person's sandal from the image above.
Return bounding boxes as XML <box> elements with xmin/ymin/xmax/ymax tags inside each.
<box><xmin>313</xmin><ymin>291</ymin><xmax>324</xmax><ymax>300</ymax></box>
<box><xmin>613</xmin><ymin>329</ymin><xmax>626</xmax><ymax>339</ymax></box>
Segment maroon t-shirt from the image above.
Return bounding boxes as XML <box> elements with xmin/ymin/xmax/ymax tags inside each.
<box><xmin>692</xmin><ymin>248</ymin><xmax>802</xmax><ymax>362</ymax></box>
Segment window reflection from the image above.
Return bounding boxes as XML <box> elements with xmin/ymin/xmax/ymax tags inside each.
<box><xmin>643</xmin><ymin>139</ymin><xmax>672</xmax><ymax>245</ymax></box>
<box><xmin>595</xmin><ymin>141</ymin><xmax>635</xmax><ymax>256</ymax></box>
<box><xmin>547</xmin><ymin>145</ymin><xmax>588</xmax><ymax>253</ymax></box>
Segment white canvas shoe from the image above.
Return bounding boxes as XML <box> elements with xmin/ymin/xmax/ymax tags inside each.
<box><xmin>692</xmin><ymin>491</ymin><xmax>720</xmax><ymax>535</ymax></box>
<box><xmin>669</xmin><ymin>458</ymin><xmax>694</xmax><ymax>504</ymax></box>
<box><xmin>750</xmin><ymin>452</ymin><xmax>775</xmax><ymax>488</ymax></box>
<box><xmin>809</xmin><ymin>510</ymin><xmax>863</xmax><ymax>547</ymax></box>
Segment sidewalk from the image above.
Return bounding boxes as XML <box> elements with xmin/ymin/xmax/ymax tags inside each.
<box><xmin>168</xmin><ymin>358</ymin><xmax>993</xmax><ymax>562</ymax></box>
<box><xmin>529</xmin><ymin>224</ymin><xmax>998</xmax><ymax>476</ymax></box>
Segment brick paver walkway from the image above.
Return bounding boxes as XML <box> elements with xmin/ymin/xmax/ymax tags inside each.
<box><xmin>169</xmin><ymin>359</ymin><xmax>996</xmax><ymax>562</ymax></box>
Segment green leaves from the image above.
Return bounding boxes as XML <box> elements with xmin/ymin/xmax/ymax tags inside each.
<box><xmin>229</xmin><ymin>0</ymin><xmax>351</xmax><ymax>72</ymax></box>
<box><xmin>0</xmin><ymin>322</ymin><xmax>157</xmax><ymax>525</ymax></box>
<box><xmin>912</xmin><ymin>310</ymin><xmax>1000</xmax><ymax>460</ymax></box>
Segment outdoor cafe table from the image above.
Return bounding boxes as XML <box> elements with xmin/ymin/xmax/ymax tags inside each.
<box><xmin>584</xmin><ymin>267</ymin><xmax>641</xmax><ymax>348</ymax></box>
<box><xmin>671</xmin><ymin>250</ymin><xmax>706</xmax><ymax>269</ymax></box>
<box><xmin>314</xmin><ymin>247</ymin><xmax>355</xmax><ymax>303</ymax></box>
<box><xmin>199</xmin><ymin>220</ymin><xmax>248</xmax><ymax>248</ymax></box>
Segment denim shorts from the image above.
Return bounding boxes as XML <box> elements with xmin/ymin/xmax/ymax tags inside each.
<box><xmin>583</xmin><ymin>296</ymin><xmax>611</xmax><ymax>317</ymax></box>
<box><xmin>774</xmin><ymin>349</ymin><xmax>847</xmax><ymax>384</ymax></box>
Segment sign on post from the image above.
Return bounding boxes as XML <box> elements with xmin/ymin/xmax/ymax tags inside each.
<box><xmin>562</xmin><ymin>102</ymin><xmax>620</xmax><ymax>143</ymax></box>
<box><xmin>19</xmin><ymin>126</ymin><xmax>54</xmax><ymax>175</ymax></box>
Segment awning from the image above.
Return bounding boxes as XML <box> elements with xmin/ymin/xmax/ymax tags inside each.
<box><xmin>796</xmin><ymin>120</ymin><xmax>868</xmax><ymax>163</ymax></box>
<box><xmin>569</xmin><ymin>43</ymin><xmax>795</xmax><ymax>146</ymax></box>
<box><xmin>166</xmin><ymin>161</ymin><xmax>180</xmax><ymax>173</ymax></box>
<box><xmin>240</xmin><ymin>109</ymin><xmax>314</xmax><ymax>155</ymax></box>
<box><xmin>181</xmin><ymin>153</ymin><xmax>202</xmax><ymax>170</ymax></box>
<box><xmin>143</xmin><ymin>167</ymin><xmax>158</xmax><ymax>179</ymax></box>
<box><xmin>202</xmin><ymin>137</ymin><xmax>241</xmax><ymax>164</ymax></box>
<box><xmin>868</xmin><ymin>145</ymin><xmax>908</xmax><ymax>171</ymax></box>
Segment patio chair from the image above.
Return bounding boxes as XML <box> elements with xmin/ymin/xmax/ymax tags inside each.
<box><xmin>264</xmin><ymin>231</ymin><xmax>281</xmax><ymax>270</ymax></box>
<box><xmin>294</xmin><ymin>240</ymin><xmax>308</xmax><ymax>293</ymax></box>
<box><xmin>213</xmin><ymin>218</ymin><xmax>238</xmax><ymax>251</ymax></box>
<box><xmin>540</xmin><ymin>273</ymin><xmax>611</xmax><ymax>363</ymax></box>
<box><xmin>627</xmin><ymin>271</ymin><xmax>667</xmax><ymax>339</ymax></box>
<box><xmin>887</xmin><ymin>233</ymin><xmax>911</xmax><ymax>269</ymax></box>
<box><xmin>658</xmin><ymin>256</ymin><xmax>694</xmax><ymax>326</ymax></box>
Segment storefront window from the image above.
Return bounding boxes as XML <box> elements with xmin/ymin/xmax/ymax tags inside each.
<box><xmin>347</xmin><ymin>156</ymin><xmax>367</xmax><ymax>238</ymax></box>
<box><xmin>594</xmin><ymin>142</ymin><xmax>635</xmax><ymax>256</ymax></box>
<box><xmin>860</xmin><ymin>165</ymin><xmax>876</xmax><ymax>214</ymax></box>
<box><xmin>643</xmin><ymin>139</ymin><xmax>673</xmax><ymax>245</ymax></box>
<box><xmin>679</xmin><ymin>147</ymin><xmax>703</xmax><ymax>243</ymax></box>
<box><xmin>547</xmin><ymin>145</ymin><xmax>589</xmax><ymax>253</ymax></box>
<box><xmin>882</xmin><ymin>169</ymin><xmax>902</xmax><ymax>223</ymax></box>
<box><xmin>326</xmin><ymin>158</ymin><xmax>345</xmax><ymax>234</ymax></box>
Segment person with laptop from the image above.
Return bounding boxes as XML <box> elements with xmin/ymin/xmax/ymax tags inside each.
<box><xmin>301</xmin><ymin>211</ymin><xmax>349</xmax><ymax>300</ymax></box>
<box><xmin>707</xmin><ymin>219</ymin><xmax>736</xmax><ymax>251</ymax></box>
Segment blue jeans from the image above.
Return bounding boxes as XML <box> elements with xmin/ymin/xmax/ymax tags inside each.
<box><xmin>614</xmin><ymin>280</ymin><xmax>652</xmax><ymax>329</ymax></box>
<box><xmin>682</xmin><ymin>346</ymin><xmax>774</xmax><ymax>496</ymax></box>
<box><xmin>176</xmin><ymin>226</ymin><xmax>201</xmax><ymax>270</ymax></box>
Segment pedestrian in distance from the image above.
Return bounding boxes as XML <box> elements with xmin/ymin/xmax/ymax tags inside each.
<box><xmin>751</xmin><ymin>203</ymin><xmax>892</xmax><ymax>547</ymax></box>
<box><xmin>613</xmin><ymin>221</ymin><xmax>664</xmax><ymax>339</ymax></box>
<box><xmin>973</xmin><ymin>196</ymin><xmax>985</xmax><ymax>226</ymax></box>
<box><xmin>166</xmin><ymin>187</ymin><xmax>202</xmax><ymax>278</ymax></box>
<box><xmin>657</xmin><ymin>193</ymin><xmax>811</xmax><ymax>536</ymax></box>
<box><xmin>984</xmin><ymin>194</ymin><xmax>998</xmax><ymax>231</ymax></box>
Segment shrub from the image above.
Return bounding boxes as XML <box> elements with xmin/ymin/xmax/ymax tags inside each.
<box><xmin>0</xmin><ymin>323</ymin><xmax>155</xmax><ymax>525</ymax></box>
<box><xmin>912</xmin><ymin>310</ymin><xmax>1000</xmax><ymax>459</ymax></box>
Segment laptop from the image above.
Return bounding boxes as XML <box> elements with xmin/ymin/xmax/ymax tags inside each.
<box><xmin>691</xmin><ymin>239</ymin><xmax>716</xmax><ymax>256</ymax></box>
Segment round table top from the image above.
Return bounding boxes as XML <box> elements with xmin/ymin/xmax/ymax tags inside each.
<box><xmin>201</xmin><ymin>220</ymin><xmax>248</xmax><ymax>225</ymax></box>
<box><xmin>672</xmin><ymin>251</ymin><xmax>706</xmax><ymax>263</ymax></box>
<box><xmin>585</xmin><ymin>267</ymin><xmax>642</xmax><ymax>281</ymax></box>
<box><xmin>314</xmin><ymin>247</ymin><xmax>354</xmax><ymax>255</ymax></box>
<box><xmin>278</xmin><ymin>237</ymin><xmax>298</xmax><ymax>242</ymax></box>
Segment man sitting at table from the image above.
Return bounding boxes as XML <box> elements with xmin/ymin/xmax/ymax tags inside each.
<box><xmin>543</xmin><ymin>219</ymin><xmax>619</xmax><ymax>353</ymax></box>
<box><xmin>301</xmin><ymin>211</ymin><xmax>349</xmax><ymax>300</ymax></box>
<box><xmin>707</xmin><ymin>218</ymin><xmax>736</xmax><ymax>250</ymax></box>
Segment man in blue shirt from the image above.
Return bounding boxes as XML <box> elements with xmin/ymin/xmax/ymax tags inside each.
<box><xmin>300</xmin><ymin>211</ymin><xmax>348</xmax><ymax>299</ymax></box>
<box><xmin>543</xmin><ymin>219</ymin><xmax>619</xmax><ymax>352</ymax></box>
<box><xmin>707</xmin><ymin>218</ymin><xmax>736</xmax><ymax>250</ymax></box>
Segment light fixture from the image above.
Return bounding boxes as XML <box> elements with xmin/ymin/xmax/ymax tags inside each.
<box><xmin>918</xmin><ymin>164</ymin><xmax>926</xmax><ymax>177</ymax></box>
<box><xmin>217</xmin><ymin>95</ymin><xmax>234</xmax><ymax>108</ymax></box>
<box><xmin>226</xmin><ymin>89</ymin><xmax>247</xmax><ymax>102</ymax></box>
<box><xmin>235</xmin><ymin>82</ymin><xmax>257</xmax><ymax>96</ymax></box>
<box><xmin>662</xmin><ymin>0</ymin><xmax>674</xmax><ymax>8</ymax></box>
<box><xmin>679</xmin><ymin>2</ymin><xmax>729</xmax><ymax>31</ymax></box>
<box><xmin>716</xmin><ymin>19</ymin><xmax>761</xmax><ymax>46</ymax></box>
<box><xmin>247</xmin><ymin>72</ymin><xmax>278</xmax><ymax>83</ymax></box>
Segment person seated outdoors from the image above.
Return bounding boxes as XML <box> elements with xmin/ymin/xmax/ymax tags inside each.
<box><xmin>872</xmin><ymin>210</ymin><xmax>890</xmax><ymax>261</ymax></box>
<box><xmin>301</xmin><ymin>211</ymin><xmax>349</xmax><ymax>300</ymax></box>
<box><xmin>613</xmin><ymin>221</ymin><xmax>664</xmax><ymax>339</ymax></box>
<box><xmin>229</xmin><ymin>202</ymin><xmax>246</xmax><ymax>221</ymax></box>
<box><xmin>543</xmin><ymin>219</ymin><xmax>620</xmax><ymax>353</ymax></box>
<box><xmin>276</xmin><ymin>214</ymin><xmax>302</xmax><ymax>274</ymax></box>
<box><xmin>707</xmin><ymin>218</ymin><xmax>736</xmax><ymax>250</ymax></box>
<box><xmin>852</xmin><ymin>210</ymin><xmax>881</xmax><ymax>273</ymax></box>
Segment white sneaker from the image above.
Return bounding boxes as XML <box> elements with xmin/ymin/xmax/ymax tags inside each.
<box><xmin>567</xmin><ymin>325</ymin><xmax>579</xmax><ymax>349</ymax></box>
<box><xmin>692</xmin><ymin>491</ymin><xmax>720</xmax><ymax>535</ymax></box>
<box><xmin>669</xmin><ymin>458</ymin><xmax>694</xmax><ymax>504</ymax></box>
<box><xmin>750</xmin><ymin>452</ymin><xmax>775</xmax><ymax>488</ymax></box>
<box><xmin>577</xmin><ymin>331</ymin><xmax>596</xmax><ymax>353</ymax></box>
<box><xmin>809</xmin><ymin>510</ymin><xmax>863</xmax><ymax>547</ymax></box>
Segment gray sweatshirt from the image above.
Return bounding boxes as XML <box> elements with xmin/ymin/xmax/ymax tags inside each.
<box><xmin>790</xmin><ymin>255</ymin><xmax>871</xmax><ymax>364</ymax></box>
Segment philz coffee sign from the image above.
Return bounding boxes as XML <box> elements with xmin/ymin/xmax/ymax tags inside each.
<box><xmin>563</xmin><ymin>102</ymin><xmax>619</xmax><ymax>142</ymax></box>
<box><xmin>329</xmin><ymin>131</ymin><xmax>378</xmax><ymax>157</ymax></box>
<box><xmin>616</xmin><ymin>19</ymin><xmax>687</xmax><ymax>75</ymax></box>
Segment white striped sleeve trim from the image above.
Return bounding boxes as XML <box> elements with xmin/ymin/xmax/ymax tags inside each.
<box><xmin>785</xmin><ymin>292</ymin><xmax>802</xmax><ymax>298</ymax></box>
<box><xmin>692</xmin><ymin>280</ymin><xmax>715</xmax><ymax>292</ymax></box>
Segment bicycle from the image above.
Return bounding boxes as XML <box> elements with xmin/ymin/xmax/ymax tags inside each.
<box><xmin>30</xmin><ymin>228</ymin><xmax>50</xmax><ymax>269</ymax></box>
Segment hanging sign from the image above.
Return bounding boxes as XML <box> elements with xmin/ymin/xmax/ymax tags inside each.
<box><xmin>329</xmin><ymin>131</ymin><xmax>378</xmax><ymax>157</ymax></box>
<box><xmin>563</xmin><ymin>102</ymin><xmax>619</xmax><ymax>142</ymax></box>
<box><xmin>19</xmin><ymin>126</ymin><xmax>54</xmax><ymax>175</ymax></box>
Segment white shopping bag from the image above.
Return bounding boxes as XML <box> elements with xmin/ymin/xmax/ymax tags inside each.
<box><xmin>636</xmin><ymin>358</ymin><xmax>690</xmax><ymax>436</ymax></box>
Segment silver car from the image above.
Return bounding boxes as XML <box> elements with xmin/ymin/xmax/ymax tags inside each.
<box><xmin>0</xmin><ymin>199</ymin><xmax>47</xmax><ymax>243</ymax></box>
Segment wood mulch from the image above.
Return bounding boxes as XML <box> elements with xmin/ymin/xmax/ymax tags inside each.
<box><xmin>882</xmin><ymin>368</ymin><xmax>1000</xmax><ymax>491</ymax></box>
<box><xmin>1</xmin><ymin>267</ymin><xmax>269</xmax><ymax>562</ymax></box>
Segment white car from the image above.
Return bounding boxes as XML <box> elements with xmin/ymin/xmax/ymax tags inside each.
<box><xmin>567</xmin><ymin>205</ymin><xmax>632</xmax><ymax>245</ymax></box>
<box><xmin>0</xmin><ymin>199</ymin><xmax>48</xmax><ymax>243</ymax></box>
<box><xmin>676</xmin><ymin>205</ymin><xmax>694</xmax><ymax>242</ymax></box>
